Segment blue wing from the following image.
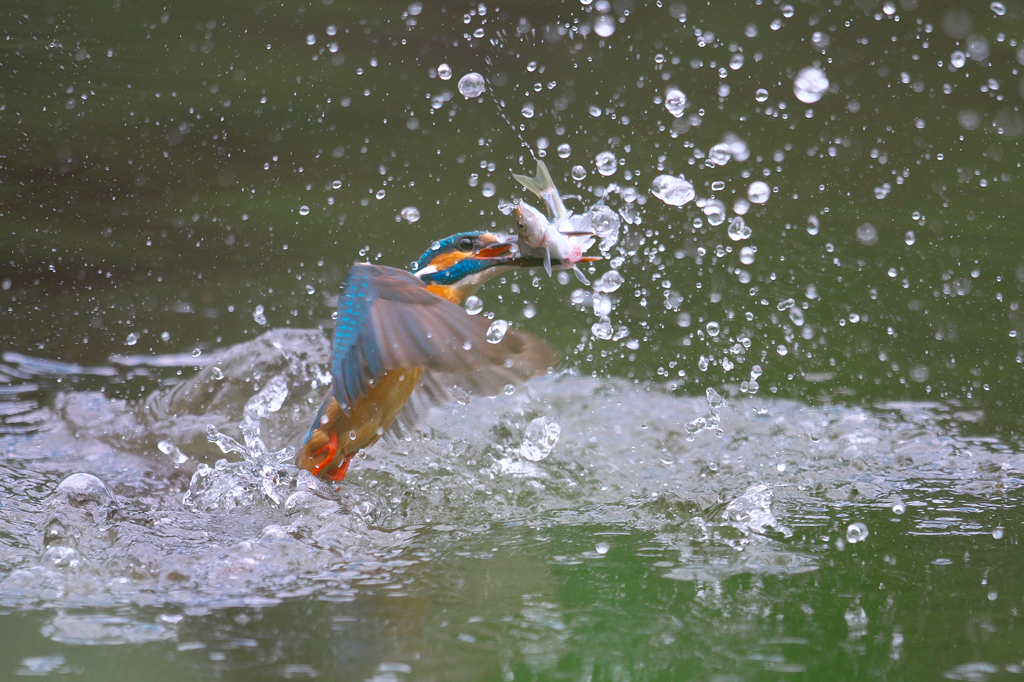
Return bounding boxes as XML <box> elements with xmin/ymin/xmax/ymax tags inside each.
<box><xmin>328</xmin><ymin>263</ymin><xmax>557</xmax><ymax>416</ymax></box>
<box><xmin>331</xmin><ymin>264</ymin><xmax>384</xmax><ymax>412</ymax></box>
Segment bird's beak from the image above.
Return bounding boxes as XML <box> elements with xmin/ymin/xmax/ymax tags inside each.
<box><xmin>476</xmin><ymin>234</ymin><xmax>548</xmax><ymax>269</ymax></box>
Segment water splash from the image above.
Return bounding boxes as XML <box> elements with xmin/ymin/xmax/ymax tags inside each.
<box><xmin>183</xmin><ymin>376</ymin><xmax>296</xmax><ymax>511</ymax></box>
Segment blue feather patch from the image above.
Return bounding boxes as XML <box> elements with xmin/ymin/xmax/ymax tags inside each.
<box><xmin>331</xmin><ymin>265</ymin><xmax>379</xmax><ymax>413</ymax></box>
<box><xmin>411</xmin><ymin>231</ymin><xmax>484</xmax><ymax>273</ymax></box>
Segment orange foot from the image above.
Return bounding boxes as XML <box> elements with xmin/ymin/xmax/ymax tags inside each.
<box><xmin>308</xmin><ymin>432</ymin><xmax>354</xmax><ymax>482</ymax></box>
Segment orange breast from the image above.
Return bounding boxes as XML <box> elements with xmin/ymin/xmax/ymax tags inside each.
<box><xmin>329</xmin><ymin>367</ymin><xmax>424</xmax><ymax>455</ymax></box>
<box><xmin>295</xmin><ymin>367</ymin><xmax>424</xmax><ymax>474</ymax></box>
<box><xmin>424</xmin><ymin>284</ymin><xmax>463</xmax><ymax>304</ymax></box>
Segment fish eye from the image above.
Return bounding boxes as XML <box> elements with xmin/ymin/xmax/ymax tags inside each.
<box><xmin>457</xmin><ymin>237</ymin><xmax>474</xmax><ymax>251</ymax></box>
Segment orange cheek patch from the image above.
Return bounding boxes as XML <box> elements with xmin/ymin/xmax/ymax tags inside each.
<box><xmin>427</xmin><ymin>250</ymin><xmax>470</xmax><ymax>273</ymax></box>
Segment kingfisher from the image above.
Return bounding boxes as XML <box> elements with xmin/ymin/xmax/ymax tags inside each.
<box><xmin>295</xmin><ymin>231</ymin><xmax>558</xmax><ymax>482</ymax></box>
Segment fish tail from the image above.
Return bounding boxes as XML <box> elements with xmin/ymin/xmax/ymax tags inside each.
<box><xmin>513</xmin><ymin>159</ymin><xmax>556</xmax><ymax>199</ymax></box>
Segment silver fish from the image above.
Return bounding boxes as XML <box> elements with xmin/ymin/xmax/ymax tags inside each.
<box><xmin>513</xmin><ymin>160</ymin><xmax>597</xmax><ymax>284</ymax></box>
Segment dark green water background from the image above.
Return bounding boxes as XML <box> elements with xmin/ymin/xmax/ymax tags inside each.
<box><xmin>2</xmin><ymin>0</ymin><xmax>1024</xmax><ymax>679</ymax></box>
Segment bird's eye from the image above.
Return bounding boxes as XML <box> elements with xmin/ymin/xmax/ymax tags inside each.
<box><xmin>457</xmin><ymin>237</ymin><xmax>474</xmax><ymax>251</ymax></box>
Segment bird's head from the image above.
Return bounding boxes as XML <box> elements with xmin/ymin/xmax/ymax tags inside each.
<box><xmin>411</xmin><ymin>231</ymin><xmax>538</xmax><ymax>298</ymax></box>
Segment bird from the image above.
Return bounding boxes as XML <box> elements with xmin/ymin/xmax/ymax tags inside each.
<box><xmin>294</xmin><ymin>231</ymin><xmax>558</xmax><ymax>482</ymax></box>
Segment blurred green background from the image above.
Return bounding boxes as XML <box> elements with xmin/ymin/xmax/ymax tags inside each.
<box><xmin>2</xmin><ymin>0</ymin><xmax>1024</xmax><ymax>678</ymax></box>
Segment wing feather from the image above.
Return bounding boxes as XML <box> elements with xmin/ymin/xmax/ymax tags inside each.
<box><xmin>331</xmin><ymin>263</ymin><xmax>556</xmax><ymax>416</ymax></box>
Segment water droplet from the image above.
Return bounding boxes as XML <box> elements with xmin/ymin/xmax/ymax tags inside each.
<box><xmin>211</xmin><ymin>366</ymin><xmax>225</xmax><ymax>380</ymax></box>
<box><xmin>571</xmin><ymin>165</ymin><xmax>587</xmax><ymax>181</ymax></box>
<box><xmin>789</xmin><ymin>307</ymin><xmax>805</xmax><ymax>326</ymax></box>
<box><xmin>486</xmin><ymin>319</ymin><xmax>508</xmax><ymax>343</ymax></box>
<box><xmin>400</xmin><ymin>206</ymin><xmax>421</xmax><ymax>223</ymax></box>
<box><xmin>991</xmin><ymin>2</ymin><xmax>1007</xmax><ymax>16</ymax></box>
<box><xmin>856</xmin><ymin>222</ymin><xmax>878</xmax><ymax>245</ymax></box>
<box><xmin>591</xmin><ymin>318</ymin><xmax>613</xmax><ymax>340</ymax></box>
<box><xmin>557</xmin><ymin>143</ymin><xmax>571</xmax><ymax>159</ymax></box>
<box><xmin>650</xmin><ymin>174</ymin><xmax>695</xmax><ymax>206</ymax></box>
<box><xmin>465</xmin><ymin>295</ymin><xmax>483</xmax><ymax>315</ymax></box>
<box><xmin>55</xmin><ymin>473</ymin><xmax>115</xmax><ymax>508</ymax></box>
<box><xmin>677</xmin><ymin>312</ymin><xmax>692</xmax><ymax>328</ymax></box>
<box><xmin>593</xmin><ymin>270</ymin><xmax>624</xmax><ymax>293</ymax></box>
<box><xmin>794</xmin><ymin>66</ymin><xmax>829</xmax><ymax>104</ymax></box>
<box><xmin>740</xmin><ymin>246</ymin><xmax>755</xmax><ymax>265</ymax></box>
<box><xmin>595</xmin><ymin>541</ymin><xmax>610</xmax><ymax>555</ymax></box>
<box><xmin>437</xmin><ymin>63</ymin><xmax>452</xmax><ymax>80</ymax></box>
<box><xmin>458</xmin><ymin>72</ymin><xmax>486</xmax><ymax>98</ymax></box>
<box><xmin>706</xmin><ymin>321</ymin><xmax>720</xmax><ymax>336</ymax></box>
<box><xmin>909</xmin><ymin>364</ymin><xmax>929</xmax><ymax>383</ymax></box>
<box><xmin>593</xmin><ymin>14</ymin><xmax>616</xmax><ymax>37</ymax></box>
<box><xmin>993</xmin><ymin>526</ymin><xmax>1004</xmax><ymax>539</ymax></box>
<box><xmin>523</xmin><ymin>303</ymin><xmax>536</xmax><ymax>319</ymax></box>
<box><xmin>299</xmin><ymin>205</ymin><xmax>310</xmax><ymax>216</ymax></box>
<box><xmin>707</xmin><ymin>143</ymin><xmax>732</xmax><ymax>167</ymax></box>
<box><xmin>521</xmin><ymin>416</ymin><xmax>561</xmax><ymax>461</ymax></box>
<box><xmin>892</xmin><ymin>500</ymin><xmax>905</xmax><ymax>515</ymax></box>
<box><xmin>807</xmin><ymin>215</ymin><xmax>820</xmax><ymax>235</ymax></box>
<box><xmin>521</xmin><ymin>102</ymin><xmax>535</xmax><ymax>118</ymax></box>
<box><xmin>904</xmin><ymin>230</ymin><xmax>915</xmax><ymax>245</ymax></box>
<box><xmin>253</xmin><ymin>304</ymin><xmax>267</xmax><ymax>326</ymax></box>
<box><xmin>729</xmin><ymin>53</ymin><xmax>745</xmax><ymax>70</ymax></box>
<box><xmin>158</xmin><ymin>440</ymin><xmax>189</xmax><ymax>465</ymax></box>
<box><xmin>191</xmin><ymin>348</ymin><xmax>202</xmax><ymax>357</ymax></box>
<box><xmin>755</xmin><ymin>88</ymin><xmax>769</xmax><ymax>103</ymax></box>
<box><xmin>305</xmin><ymin>33</ymin><xmax>316</xmax><ymax>46</ymax></box>
<box><xmin>125</xmin><ymin>332</ymin><xmax>139</xmax><ymax>346</ymax></box>
<box><xmin>376</xmin><ymin>189</ymin><xmax>386</xmax><ymax>199</ymax></box>
<box><xmin>966</xmin><ymin>34</ymin><xmax>990</xmax><ymax>61</ymax></box>
<box><xmin>664</xmin><ymin>86</ymin><xmax>688</xmax><ymax>118</ymax></box>
<box><xmin>482</xmin><ymin>182</ymin><xmax>496</xmax><ymax>197</ymax></box>
<box><xmin>504</xmin><ymin>384</ymin><xmax>516</xmax><ymax>395</ymax></box>
<box><xmin>747</xmin><ymin>181</ymin><xmax>771</xmax><ymax>204</ymax></box>
<box><xmin>593</xmin><ymin>293</ymin><xmax>612</xmax><ymax>317</ymax></box>
<box><xmin>951</xmin><ymin>50</ymin><xmax>967</xmax><ymax>69</ymax></box>
<box><xmin>777</xmin><ymin>298</ymin><xmax>795</xmax><ymax>311</ymax></box>
<box><xmin>595</xmin><ymin>151</ymin><xmax>617</xmax><ymax>176</ymax></box>
<box><xmin>846</xmin><ymin>522</ymin><xmax>869</xmax><ymax>543</ymax></box>
<box><xmin>727</xmin><ymin>216</ymin><xmax>752</xmax><ymax>241</ymax></box>
<box><xmin>703</xmin><ymin>199</ymin><xmax>727</xmax><ymax>226</ymax></box>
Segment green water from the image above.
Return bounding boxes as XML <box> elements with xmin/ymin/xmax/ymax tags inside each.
<box><xmin>2</xmin><ymin>0</ymin><xmax>1024</xmax><ymax>679</ymax></box>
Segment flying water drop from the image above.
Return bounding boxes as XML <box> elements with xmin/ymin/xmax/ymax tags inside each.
<box><xmin>486</xmin><ymin>319</ymin><xmax>508</xmax><ymax>343</ymax></box>
<box><xmin>727</xmin><ymin>216</ymin><xmax>752</xmax><ymax>241</ymax></box>
<box><xmin>650</xmin><ymin>174</ymin><xmax>695</xmax><ymax>206</ymax></box>
<box><xmin>747</xmin><ymin>181</ymin><xmax>771</xmax><ymax>204</ymax></box>
<box><xmin>521</xmin><ymin>416</ymin><xmax>561</xmax><ymax>461</ymax></box>
<box><xmin>794</xmin><ymin>66</ymin><xmax>829</xmax><ymax>104</ymax></box>
<box><xmin>593</xmin><ymin>270</ymin><xmax>624</xmax><ymax>293</ymax></box>
<box><xmin>664</xmin><ymin>86</ymin><xmax>688</xmax><ymax>118</ymax></box>
<box><xmin>458</xmin><ymin>72</ymin><xmax>486</xmax><ymax>98</ymax></box>
<box><xmin>846</xmin><ymin>522</ymin><xmax>869</xmax><ymax>543</ymax></box>
<box><xmin>400</xmin><ymin>206</ymin><xmax>421</xmax><ymax>223</ymax></box>
<box><xmin>595</xmin><ymin>151</ymin><xmax>618</xmax><ymax>176</ymax></box>
<box><xmin>465</xmin><ymin>295</ymin><xmax>483</xmax><ymax>315</ymax></box>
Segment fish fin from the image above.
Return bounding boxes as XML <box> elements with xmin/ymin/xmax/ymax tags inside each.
<box><xmin>543</xmin><ymin>247</ymin><xmax>553</xmax><ymax>277</ymax></box>
<box><xmin>573</xmin><ymin>266</ymin><xmax>590</xmax><ymax>285</ymax></box>
<box><xmin>579</xmin><ymin>256</ymin><xmax>603</xmax><ymax>262</ymax></box>
<box><xmin>568</xmin><ymin>209</ymin><xmax>593</xmax><ymax>234</ymax></box>
<box><xmin>513</xmin><ymin>160</ymin><xmax>556</xmax><ymax>200</ymax></box>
